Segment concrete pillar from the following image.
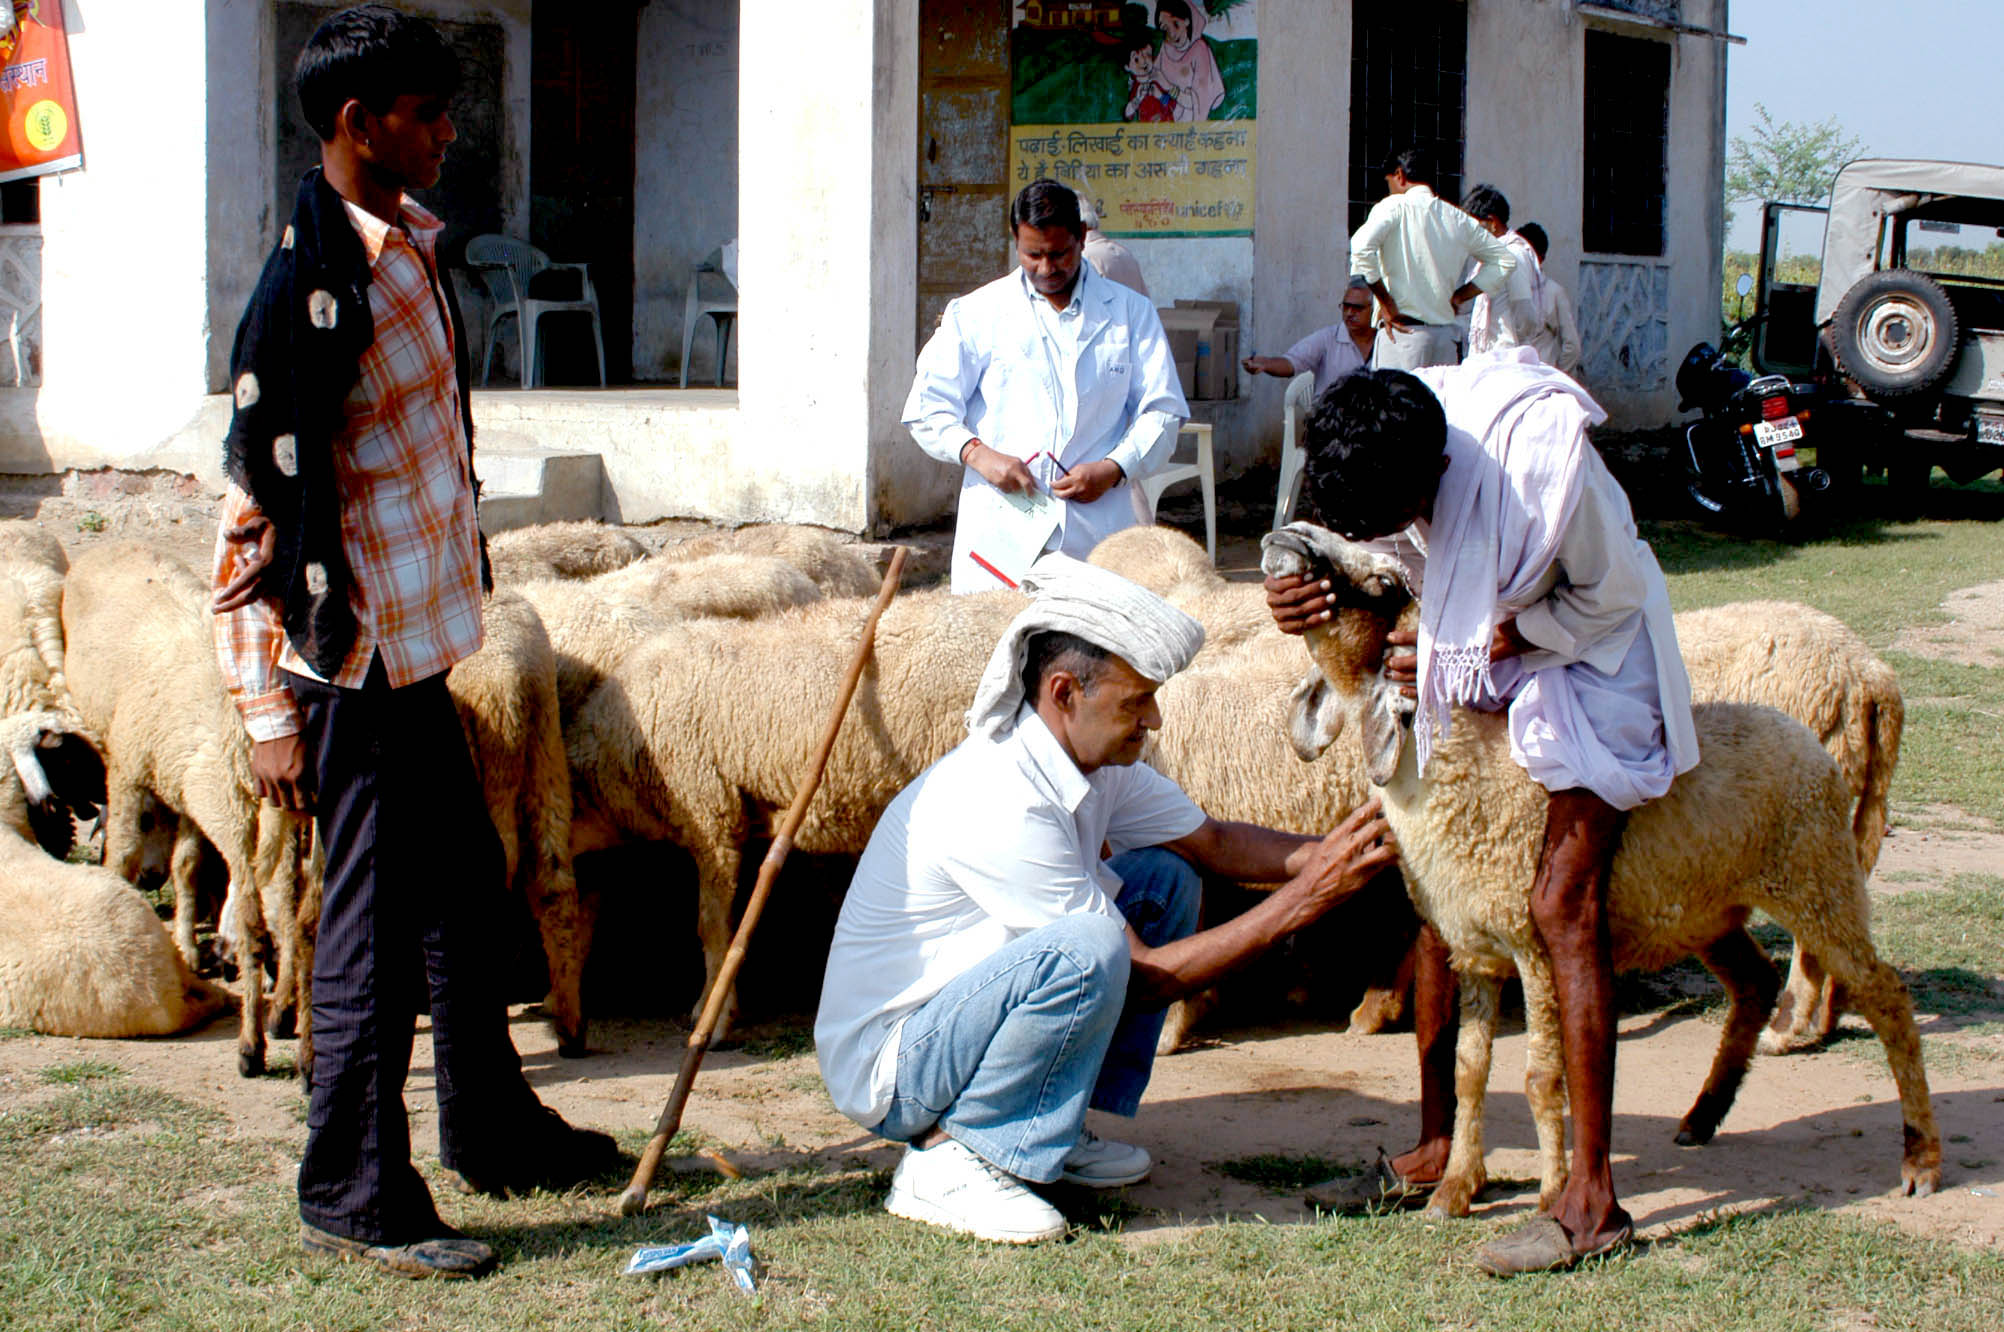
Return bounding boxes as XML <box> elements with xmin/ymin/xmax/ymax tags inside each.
<box><xmin>1245</xmin><ymin>2</ymin><xmax>1349</xmax><ymax>466</ymax></box>
<box><xmin>18</xmin><ymin>0</ymin><xmax>219</xmax><ymax>472</ymax></box>
<box><xmin>737</xmin><ymin>0</ymin><xmax>917</xmax><ymax>533</ymax></box>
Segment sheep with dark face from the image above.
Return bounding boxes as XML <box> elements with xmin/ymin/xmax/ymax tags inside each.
<box><xmin>1261</xmin><ymin>523</ymin><xmax>1939</xmax><ymax>1218</ymax></box>
<box><xmin>0</xmin><ymin>711</ymin><xmax>230</xmax><ymax>1038</ymax></box>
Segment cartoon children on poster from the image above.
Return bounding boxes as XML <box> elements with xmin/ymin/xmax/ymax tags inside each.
<box><xmin>1123</xmin><ymin>1</ymin><xmax>1226</xmax><ymax>124</ymax></box>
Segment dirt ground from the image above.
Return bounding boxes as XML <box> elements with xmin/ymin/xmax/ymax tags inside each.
<box><xmin>5</xmin><ymin>474</ymin><xmax>2002</xmax><ymax>1255</ymax></box>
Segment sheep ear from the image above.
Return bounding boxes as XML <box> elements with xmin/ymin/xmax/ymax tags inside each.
<box><xmin>1362</xmin><ymin>678</ymin><xmax>1408</xmax><ymax>787</ymax></box>
<box><xmin>1286</xmin><ymin>670</ymin><xmax>1344</xmax><ymax>761</ymax></box>
<box><xmin>9</xmin><ymin>736</ymin><xmax>53</xmax><ymax>807</ymax></box>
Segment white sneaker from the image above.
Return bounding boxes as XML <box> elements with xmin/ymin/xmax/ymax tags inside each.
<box><xmin>884</xmin><ymin>1140</ymin><xmax>1067</xmax><ymax>1244</ymax></box>
<box><xmin>1060</xmin><ymin>1127</ymin><xmax>1151</xmax><ymax>1187</ymax></box>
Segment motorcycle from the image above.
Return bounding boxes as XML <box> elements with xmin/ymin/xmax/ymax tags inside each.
<box><xmin>1675</xmin><ymin>277</ymin><xmax>1832</xmax><ymax>533</ymax></box>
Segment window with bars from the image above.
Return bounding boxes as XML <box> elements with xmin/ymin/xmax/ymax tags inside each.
<box><xmin>1348</xmin><ymin>1</ymin><xmax>1467</xmax><ymax>235</ymax></box>
<box><xmin>1582</xmin><ymin>28</ymin><xmax>1670</xmax><ymax>256</ymax></box>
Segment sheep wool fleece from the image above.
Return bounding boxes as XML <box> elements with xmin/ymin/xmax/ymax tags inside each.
<box><xmin>965</xmin><ymin>553</ymin><xmax>1205</xmax><ymax>739</ymax></box>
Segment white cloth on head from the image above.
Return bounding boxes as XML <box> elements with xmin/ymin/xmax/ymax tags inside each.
<box><xmin>965</xmin><ymin>552</ymin><xmax>1205</xmax><ymax>739</ymax></box>
<box><xmin>1392</xmin><ymin>347</ymin><xmax>1698</xmax><ymax>808</ymax></box>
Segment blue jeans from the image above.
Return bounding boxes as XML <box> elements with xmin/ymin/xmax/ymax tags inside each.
<box><xmin>872</xmin><ymin>848</ymin><xmax>1201</xmax><ymax>1183</ymax></box>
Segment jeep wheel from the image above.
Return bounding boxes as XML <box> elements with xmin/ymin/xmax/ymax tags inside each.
<box><xmin>1829</xmin><ymin>270</ymin><xmax>1960</xmax><ymax>398</ymax></box>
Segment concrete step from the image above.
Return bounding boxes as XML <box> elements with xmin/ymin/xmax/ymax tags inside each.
<box><xmin>476</xmin><ymin>443</ymin><xmax>607</xmax><ymax>533</ymax></box>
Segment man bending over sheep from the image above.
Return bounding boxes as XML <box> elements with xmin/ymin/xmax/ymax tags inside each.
<box><xmin>816</xmin><ymin>556</ymin><xmax>1397</xmax><ymax>1244</ymax></box>
<box><xmin>1264</xmin><ymin>353</ymin><xmax>1699</xmax><ymax>1275</ymax></box>
<box><xmin>210</xmin><ymin>6</ymin><xmax>615</xmax><ymax>1281</ymax></box>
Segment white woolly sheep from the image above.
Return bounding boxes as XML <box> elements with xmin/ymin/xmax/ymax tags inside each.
<box><xmin>62</xmin><ymin>541</ymin><xmax>309</xmax><ymax>1077</ymax></box>
<box><xmin>1262</xmin><ymin>524</ymin><xmax>1940</xmax><ymax>1217</ymax></box>
<box><xmin>515</xmin><ymin>551</ymin><xmax>832</xmax><ymax>735</ymax></box>
<box><xmin>564</xmin><ymin>583</ymin><xmax>1023</xmax><ymax>1032</ymax></box>
<box><xmin>444</xmin><ymin>588</ymin><xmax>591</xmax><ymax>1056</ymax></box>
<box><xmin>656</xmin><ymin>523</ymin><xmax>886</xmax><ymax>599</ymax></box>
<box><xmin>0</xmin><ymin>520</ymin><xmax>70</xmax><ymax>713</ymax></box>
<box><xmin>488</xmin><ymin>520</ymin><xmax>649</xmax><ymax>584</ymax></box>
<box><xmin>0</xmin><ymin>710</ymin><xmax>231</xmax><ymax>1038</ymax></box>
<box><xmin>1678</xmin><ymin>600</ymin><xmax>1905</xmax><ymax>1054</ymax></box>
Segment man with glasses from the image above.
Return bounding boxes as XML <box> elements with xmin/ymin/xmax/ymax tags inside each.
<box><xmin>1241</xmin><ymin>276</ymin><xmax>1379</xmax><ymax>393</ymax></box>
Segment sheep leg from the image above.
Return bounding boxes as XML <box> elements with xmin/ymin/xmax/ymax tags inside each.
<box><xmin>255</xmin><ymin>811</ymin><xmax>303</xmax><ymax>1044</ymax></box>
<box><xmin>1348</xmin><ymin>938</ymin><xmax>1417</xmax><ymax>1035</ymax></box>
<box><xmin>1426</xmin><ymin>969</ymin><xmax>1498</xmax><ymax>1218</ymax></box>
<box><xmin>526</xmin><ymin>857</ymin><xmax>592</xmax><ymax>1057</ymax></box>
<box><xmin>1675</xmin><ymin>924</ymin><xmax>1781</xmax><ymax>1146</ymax></box>
<box><xmin>689</xmin><ymin>836</ymin><xmax>744</xmax><ymax>1040</ymax></box>
<box><xmin>165</xmin><ymin>816</ymin><xmax>206</xmax><ymax>975</ymax></box>
<box><xmin>1156</xmin><ymin>987</ymin><xmax>1216</xmax><ymax>1055</ymax></box>
<box><xmin>1516</xmin><ymin>950</ymin><xmax>1570</xmax><ymax>1213</ymax></box>
<box><xmin>1759</xmin><ymin>942</ymin><xmax>1845</xmax><ymax>1055</ymax></box>
<box><xmin>293</xmin><ymin>827</ymin><xmax>324</xmax><ymax>1085</ymax></box>
<box><xmin>229</xmin><ymin>869</ymin><xmax>268</xmax><ymax>1079</ymax></box>
<box><xmin>1784</xmin><ymin>918</ymin><xmax>1940</xmax><ymax>1197</ymax></box>
<box><xmin>1528</xmin><ymin>788</ymin><xmax>1631</xmax><ymax>1252</ymax></box>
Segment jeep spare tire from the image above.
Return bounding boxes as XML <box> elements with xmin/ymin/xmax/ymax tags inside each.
<box><xmin>1829</xmin><ymin>269</ymin><xmax>1960</xmax><ymax>398</ymax></box>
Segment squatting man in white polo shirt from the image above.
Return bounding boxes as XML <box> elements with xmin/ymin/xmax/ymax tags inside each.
<box><xmin>815</xmin><ymin>556</ymin><xmax>1397</xmax><ymax>1244</ymax></box>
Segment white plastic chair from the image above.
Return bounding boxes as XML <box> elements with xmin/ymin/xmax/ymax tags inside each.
<box><xmin>1140</xmin><ymin>421</ymin><xmax>1216</xmax><ymax>561</ymax></box>
<box><xmin>679</xmin><ymin>242</ymin><xmax>738</xmax><ymax>388</ymax></box>
<box><xmin>1273</xmin><ymin>371</ymin><xmax>1317</xmax><ymax>529</ymax></box>
<box><xmin>464</xmin><ymin>234</ymin><xmax>606</xmax><ymax>388</ymax></box>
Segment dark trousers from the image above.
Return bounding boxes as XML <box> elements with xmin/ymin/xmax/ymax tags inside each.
<box><xmin>289</xmin><ymin>658</ymin><xmax>541</xmax><ymax>1244</ymax></box>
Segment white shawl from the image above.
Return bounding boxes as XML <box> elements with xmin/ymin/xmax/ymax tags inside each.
<box><xmin>1408</xmin><ymin>349</ymin><xmax>1607</xmax><ymax>773</ymax></box>
<box><xmin>965</xmin><ymin>552</ymin><xmax>1205</xmax><ymax>739</ymax></box>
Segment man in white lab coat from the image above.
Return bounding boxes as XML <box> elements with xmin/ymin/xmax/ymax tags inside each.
<box><xmin>904</xmin><ymin>179</ymin><xmax>1188</xmax><ymax>593</ymax></box>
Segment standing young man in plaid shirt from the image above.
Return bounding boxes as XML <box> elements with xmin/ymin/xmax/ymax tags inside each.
<box><xmin>212</xmin><ymin>6</ymin><xmax>615</xmax><ymax>1281</ymax></box>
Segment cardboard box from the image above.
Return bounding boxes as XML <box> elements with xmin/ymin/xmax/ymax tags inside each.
<box><xmin>1157</xmin><ymin>305</ymin><xmax>1213</xmax><ymax>400</ymax></box>
<box><xmin>1173</xmin><ymin>299</ymin><xmax>1241</xmax><ymax>400</ymax></box>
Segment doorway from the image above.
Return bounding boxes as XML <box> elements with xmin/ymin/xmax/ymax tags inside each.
<box><xmin>531</xmin><ymin>2</ymin><xmax>643</xmax><ymax>384</ymax></box>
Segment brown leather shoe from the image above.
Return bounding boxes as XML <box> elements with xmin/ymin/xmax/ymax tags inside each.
<box><xmin>301</xmin><ymin>1222</ymin><xmax>496</xmax><ymax>1280</ymax></box>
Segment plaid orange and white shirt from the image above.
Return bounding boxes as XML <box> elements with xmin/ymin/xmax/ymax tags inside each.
<box><xmin>214</xmin><ymin>196</ymin><xmax>484</xmax><ymax>742</ymax></box>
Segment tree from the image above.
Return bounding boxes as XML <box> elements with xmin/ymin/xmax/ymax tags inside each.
<box><xmin>1724</xmin><ymin>103</ymin><xmax>1865</xmax><ymax>224</ymax></box>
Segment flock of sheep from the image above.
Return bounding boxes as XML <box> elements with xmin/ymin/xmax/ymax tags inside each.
<box><xmin>0</xmin><ymin>512</ymin><xmax>1930</xmax><ymax>1198</ymax></box>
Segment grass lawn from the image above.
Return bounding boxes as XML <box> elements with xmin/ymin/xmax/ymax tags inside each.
<box><xmin>1644</xmin><ymin>499</ymin><xmax>2004</xmax><ymax>825</ymax></box>
<box><xmin>4</xmin><ymin>503</ymin><xmax>2002</xmax><ymax>1330</ymax></box>
<box><xmin>4</xmin><ymin>1074</ymin><xmax>2002</xmax><ymax>1332</ymax></box>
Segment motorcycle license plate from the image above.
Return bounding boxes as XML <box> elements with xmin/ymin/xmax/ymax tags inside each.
<box><xmin>1754</xmin><ymin>417</ymin><xmax>1803</xmax><ymax>448</ymax></box>
<box><xmin>1978</xmin><ymin>416</ymin><xmax>2004</xmax><ymax>446</ymax></box>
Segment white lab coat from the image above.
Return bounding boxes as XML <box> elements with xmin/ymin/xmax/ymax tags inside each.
<box><xmin>904</xmin><ymin>266</ymin><xmax>1188</xmax><ymax>593</ymax></box>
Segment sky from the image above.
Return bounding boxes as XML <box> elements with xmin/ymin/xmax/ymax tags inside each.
<box><xmin>1723</xmin><ymin>0</ymin><xmax>2004</xmax><ymax>247</ymax></box>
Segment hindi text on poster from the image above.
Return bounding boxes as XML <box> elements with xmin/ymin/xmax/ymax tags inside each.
<box><xmin>1009</xmin><ymin>121</ymin><xmax>1255</xmax><ymax>239</ymax></box>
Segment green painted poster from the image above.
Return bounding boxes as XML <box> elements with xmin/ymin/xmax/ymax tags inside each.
<box><xmin>1010</xmin><ymin>2</ymin><xmax>1258</xmax><ymax>238</ymax></box>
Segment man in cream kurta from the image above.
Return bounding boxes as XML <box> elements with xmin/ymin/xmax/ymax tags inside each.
<box><xmin>1350</xmin><ymin>149</ymin><xmax>1517</xmax><ymax>371</ymax></box>
<box><xmin>1265</xmin><ymin>352</ymin><xmax>1697</xmax><ymax>1277</ymax></box>
<box><xmin>905</xmin><ymin>180</ymin><xmax>1187</xmax><ymax>593</ymax></box>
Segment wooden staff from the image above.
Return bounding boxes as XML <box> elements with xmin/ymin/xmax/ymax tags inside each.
<box><xmin>618</xmin><ymin>545</ymin><xmax>909</xmax><ymax>1216</ymax></box>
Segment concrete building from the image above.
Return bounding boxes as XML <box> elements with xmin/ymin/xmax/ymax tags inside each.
<box><xmin>0</xmin><ymin>0</ymin><xmax>1734</xmax><ymax>535</ymax></box>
